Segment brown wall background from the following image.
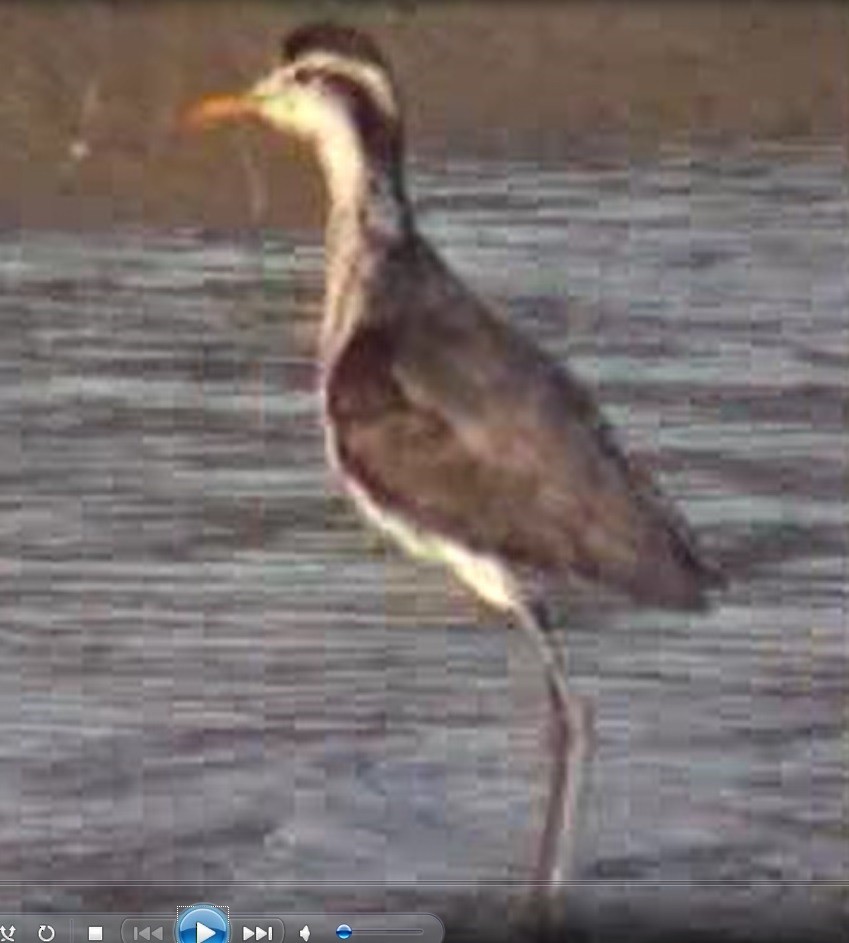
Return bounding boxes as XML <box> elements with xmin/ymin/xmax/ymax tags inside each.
<box><xmin>1</xmin><ymin>1</ymin><xmax>846</xmax><ymax>229</ymax></box>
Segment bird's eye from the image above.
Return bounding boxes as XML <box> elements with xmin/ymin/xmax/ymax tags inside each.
<box><xmin>292</xmin><ymin>67</ymin><xmax>320</xmax><ymax>85</ymax></box>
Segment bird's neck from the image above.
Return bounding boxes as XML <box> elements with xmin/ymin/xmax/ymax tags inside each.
<box><xmin>318</xmin><ymin>130</ymin><xmax>412</xmax><ymax>255</ymax></box>
<box><xmin>317</xmin><ymin>130</ymin><xmax>412</xmax><ymax>364</ymax></box>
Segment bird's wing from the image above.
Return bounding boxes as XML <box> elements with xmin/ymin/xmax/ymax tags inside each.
<box><xmin>326</xmin><ymin>299</ymin><xmax>712</xmax><ymax>609</ymax></box>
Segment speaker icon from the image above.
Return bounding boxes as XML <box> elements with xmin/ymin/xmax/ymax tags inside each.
<box><xmin>298</xmin><ymin>930</ymin><xmax>309</xmax><ymax>942</ymax></box>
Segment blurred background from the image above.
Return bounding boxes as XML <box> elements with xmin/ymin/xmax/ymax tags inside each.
<box><xmin>1</xmin><ymin>1</ymin><xmax>846</xmax><ymax>228</ymax></box>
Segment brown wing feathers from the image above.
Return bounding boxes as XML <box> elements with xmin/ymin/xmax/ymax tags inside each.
<box><xmin>326</xmin><ymin>312</ymin><xmax>715</xmax><ymax>610</ymax></box>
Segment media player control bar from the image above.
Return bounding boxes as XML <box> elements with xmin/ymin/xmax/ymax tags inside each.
<box><xmin>0</xmin><ymin>916</ymin><xmax>443</xmax><ymax>943</ymax></box>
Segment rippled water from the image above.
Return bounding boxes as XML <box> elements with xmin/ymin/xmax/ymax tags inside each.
<box><xmin>0</xmin><ymin>146</ymin><xmax>846</xmax><ymax>929</ymax></box>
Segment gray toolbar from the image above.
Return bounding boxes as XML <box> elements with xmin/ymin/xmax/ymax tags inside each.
<box><xmin>0</xmin><ymin>916</ymin><xmax>443</xmax><ymax>943</ymax></box>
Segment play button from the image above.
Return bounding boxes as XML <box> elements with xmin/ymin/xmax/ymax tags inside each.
<box><xmin>176</xmin><ymin>906</ymin><xmax>230</xmax><ymax>943</ymax></box>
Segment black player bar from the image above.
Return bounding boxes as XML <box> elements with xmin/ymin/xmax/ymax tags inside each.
<box><xmin>0</xmin><ymin>915</ymin><xmax>443</xmax><ymax>943</ymax></box>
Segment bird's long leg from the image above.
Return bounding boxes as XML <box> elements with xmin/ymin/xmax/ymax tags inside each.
<box><xmin>515</xmin><ymin>601</ymin><xmax>587</xmax><ymax>888</ymax></box>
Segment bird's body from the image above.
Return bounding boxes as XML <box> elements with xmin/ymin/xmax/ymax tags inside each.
<box><xmin>322</xmin><ymin>231</ymin><xmax>713</xmax><ymax>615</ymax></box>
<box><xmin>188</xmin><ymin>21</ymin><xmax>722</xmax><ymax>885</ymax></box>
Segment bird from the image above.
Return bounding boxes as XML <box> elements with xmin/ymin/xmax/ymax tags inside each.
<box><xmin>186</xmin><ymin>21</ymin><xmax>723</xmax><ymax>885</ymax></box>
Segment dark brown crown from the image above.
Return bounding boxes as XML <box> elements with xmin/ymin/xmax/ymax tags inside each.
<box><xmin>281</xmin><ymin>22</ymin><xmax>390</xmax><ymax>73</ymax></box>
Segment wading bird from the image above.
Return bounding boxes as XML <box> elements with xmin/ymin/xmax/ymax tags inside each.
<box><xmin>186</xmin><ymin>21</ymin><xmax>722</xmax><ymax>885</ymax></box>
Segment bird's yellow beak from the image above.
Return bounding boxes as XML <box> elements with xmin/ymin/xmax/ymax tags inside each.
<box><xmin>183</xmin><ymin>93</ymin><xmax>259</xmax><ymax>131</ymax></box>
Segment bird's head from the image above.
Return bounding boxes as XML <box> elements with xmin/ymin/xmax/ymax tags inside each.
<box><xmin>187</xmin><ymin>22</ymin><xmax>404</xmax><ymax>172</ymax></box>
